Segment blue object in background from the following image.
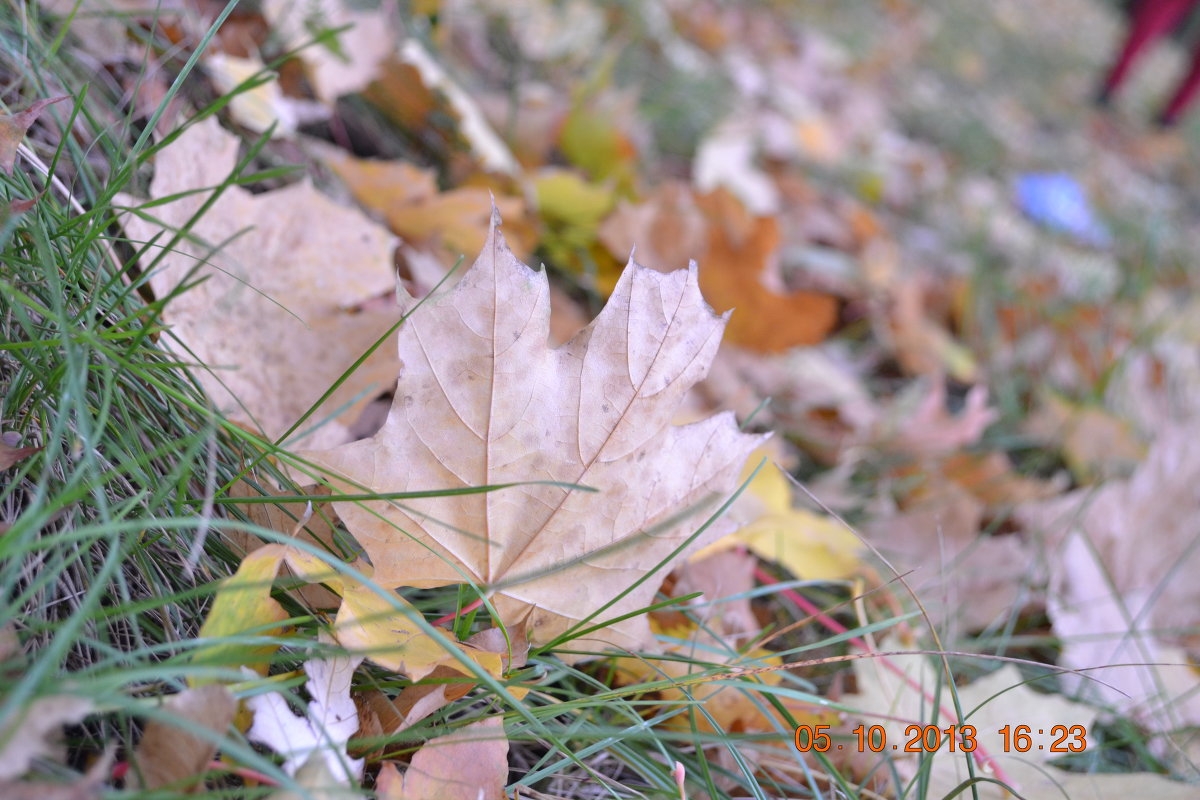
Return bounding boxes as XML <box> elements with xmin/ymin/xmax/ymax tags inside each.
<box><xmin>1014</xmin><ymin>172</ymin><xmax>1112</xmax><ymax>248</ymax></box>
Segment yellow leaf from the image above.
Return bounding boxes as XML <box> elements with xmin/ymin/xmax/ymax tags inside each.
<box><xmin>738</xmin><ymin>511</ymin><xmax>862</xmax><ymax>582</ymax></box>
<box><xmin>193</xmin><ymin>544</ymin><xmax>496</xmax><ymax>681</ymax></box>
<box><xmin>558</xmin><ymin>102</ymin><xmax>637</xmax><ymax>191</ymax></box>
<box><xmin>694</xmin><ymin>448</ymin><xmax>861</xmax><ymax>581</ymax></box>
<box><xmin>535</xmin><ymin>168</ymin><xmax>615</xmax><ymax>232</ymax></box>
<box><xmin>535</xmin><ymin>168</ymin><xmax>621</xmax><ymax>293</ymax></box>
<box><xmin>192</xmin><ymin>544</ymin><xmax>294</xmax><ymax>678</ymax></box>
<box><xmin>335</xmin><ymin>572</ymin><xmax>503</xmax><ymax>681</ymax></box>
<box><xmin>613</xmin><ymin>639</ymin><xmax>836</xmax><ymax>735</ymax></box>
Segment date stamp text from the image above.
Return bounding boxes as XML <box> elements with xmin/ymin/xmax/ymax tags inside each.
<box><xmin>794</xmin><ymin>724</ymin><xmax>1088</xmax><ymax>754</ymax></box>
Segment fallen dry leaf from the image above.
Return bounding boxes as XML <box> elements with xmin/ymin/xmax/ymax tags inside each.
<box><xmin>694</xmin><ymin>447</ymin><xmax>862</xmax><ymax>582</ymax></box>
<box><xmin>354</xmin><ymin>665</ymin><xmax>476</xmax><ymax>748</ymax></box>
<box><xmin>886</xmin><ymin>278</ymin><xmax>977</xmax><ymax>381</ymax></box>
<box><xmin>261</xmin><ymin>754</ymin><xmax>364</xmax><ymax>800</ymax></box>
<box><xmin>0</xmin><ymin>748</ymin><xmax>110</xmax><ymax>800</ymax></box>
<box><xmin>848</xmin><ymin>637</ymin><xmax>1098</xmax><ymax>798</ymax></box>
<box><xmin>695</xmin><ymin>189</ymin><xmax>837</xmax><ymax>352</ymax></box>
<box><xmin>698</xmin><ymin>344</ymin><xmax>880</xmax><ymax>461</ymax></box>
<box><xmin>306</xmin><ymin>212</ymin><xmax>763</xmax><ymax>658</ymax></box>
<box><xmin>557</xmin><ymin>88</ymin><xmax>640</xmax><ymax>191</ymax></box>
<box><xmin>535</xmin><ymin>167</ymin><xmax>622</xmax><ymax>294</ymax></box>
<box><xmin>223</xmin><ymin>479</ymin><xmax>345</xmax><ymax>609</ymax></box>
<box><xmin>672</xmin><ymin>547</ymin><xmax>760</xmax><ymax>642</ymax></box>
<box><xmin>612</xmin><ymin>629</ymin><xmax>836</xmax><ymax>736</ymax></box>
<box><xmin>0</xmin><ymin>96</ymin><xmax>68</xmax><ymax>175</ymax></box>
<box><xmin>247</xmin><ymin>638</ymin><xmax>364</xmax><ymax>785</ymax></box>
<box><xmin>355</xmin><ymin>638</ymin><xmax>529</xmax><ymax>755</ymax></box>
<box><xmin>995</xmin><ymin>762</ymin><xmax>1200</xmax><ymax>800</ymax></box>
<box><xmin>865</xmin><ymin>473</ymin><xmax>1033</xmax><ymax>632</ymax></box>
<box><xmin>205</xmin><ymin>53</ymin><xmax>298</xmax><ymax>136</ymax></box>
<box><xmin>0</xmin><ymin>694</ymin><xmax>94</xmax><ymax>780</ymax></box>
<box><xmin>875</xmin><ymin>378</ymin><xmax>997</xmax><ymax>458</ymax></box>
<box><xmin>376</xmin><ymin>717</ymin><xmax>507</xmax><ymax>800</ymax></box>
<box><xmin>264</xmin><ymin>0</ymin><xmax>394</xmax><ymax>103</ymax></box>
<box><xmin>1023</xmin><ymin>393</ymin><xmax>1146</xmax><ymax>483</ymax></box>
<box><xmin>0</xmin><ymin>433</ymin><xmax>40</xmax><ymax>470</ymax></box>
<box><xmin>925</xmin><ymin>450</ymin><xmax>1064</xmax><ymax>509</ymax></box>
<box><xmin>117</xmin><ymin>118</ymin><xmax>400</xmax><ymax>449</ymax></box>
<box><xmin>193</xmin><ymin>542</ymin><xmax>498</xmax><ymax>681</ymax></box>
<box><xmin>129</xmin><ymin>684</ymin><xmax>236</xmax><ymax>791</ymax></box>
<box><xmin>315</xmin><ymin>143</ymin><xmax>534</xmax><ymax>262</ymax></box>
<box><xmin>598</xmin><ymin>182</ymin><xmax>707</xmax><ymax>275</ymax></box>
<box><xmin>398</xmin><ymin>38</ymin><xmax>519</xmax><ymax>176</ymax></box>
<box><xmin>1019</xmin><ymin>423</ymin><xmax>1200</xmax><ymax>733</ymax></box>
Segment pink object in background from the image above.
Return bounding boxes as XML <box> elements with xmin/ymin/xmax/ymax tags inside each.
<box><xmin>1099</xmin><ymin>0</ymin><xmax>1200</xmax><ymax>125</ymax></box>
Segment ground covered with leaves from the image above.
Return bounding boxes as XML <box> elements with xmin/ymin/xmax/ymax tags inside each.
<box><xmin>3</xmin><ymin>0</ymin><xmax>1200</xmax><ymax>798</ymax></box>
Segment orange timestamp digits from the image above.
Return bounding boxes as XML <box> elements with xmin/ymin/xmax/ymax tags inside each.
<box><xmin>794</xmin><ymin>724</ymin><xmax>1087</xmax><ymax>754</ymax></box>
<box><xmin>998</xmin><ymin>724</ymin><xmax>1087</xmax><ymax>753</ymax></box>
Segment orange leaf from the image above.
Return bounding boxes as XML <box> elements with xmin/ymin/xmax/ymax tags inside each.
<box><xmin>696</xmin><ymin>189</ymin><xmax>837</xmax><ymax>352</ymax></box>
<box><xmin>318</xmin><ymin>145</ymin><xmax>535</xmax><ymax>260</ymax></box>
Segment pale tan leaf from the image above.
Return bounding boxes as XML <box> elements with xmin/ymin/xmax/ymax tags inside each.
<box><xmin>117</xmin><ymin>118</ymin><xmax>400</xmax><ymax>448</ymax></box>
<box><xmin>865</xmin><ymin>477</ymin><xmax>1032</xmax><ymax>632</ymax></box>
<box><xmin>673</xmin><ymin>547</ymin><xmax>759</xmax><ymax>642</ymax></box>
<box><xmin>377</xmin><ymin>717</ymin><xmax>507</xmax><ymax>800</ymax></box>
<box><xmin>262</xmin><ymin>754</ymin><xmax>367</xmax><ymax>800</ymax></box>
<box><xmin>1018</xmin><ymin>423</ymin><xmax>1200</xmax><ymax>732</ymax></box>
<box><xmin>204</xmin><ymin>54</ymin><xmax>297</xmax><ymax>136</ymax></box>
<box><xmin>850</xmin><ymin>640</ymin><xmax>1098</xmax><ymax>798</ymax></box>
<box><xmin>0</xmin><ymin>747</ymin><xmax>110</xmax><ymax>800</ymax></box>
<box><xmin>876</xmin><ymin>378</ymin><xmax>996</xmax><ymax>457</ymax></box>
<box><xmin>999</xmin><ymin>762</ymin><xmax>1200</xmax><ymax>800</ymax></box>
<box><xmin>306</xmin><ymin>214</ymin><xmax>763</xmax><ymax>659</ymax></box>
<box><xmin>264</xmin><ymin>0</ymin><xmax>395</xmax><ymax>103</ymax></box>
<box><xmin>130</xmin><ymin>684</ymin><xmax>236</xmax><ymax>791</ymax></box>
<box><xmin>1023</xmin><ymin>393</ymin><xmax>1146</xmax><ymax>483</ymax></box>
<box><xmin>598</xmin><ymin>182</ymin><xmax>707</xmax><ymax>274</ymax></box>
<box><xmin>0</xmin><ymin>695</ymin><xmax>94</xmax><ymax>780</ymax></box>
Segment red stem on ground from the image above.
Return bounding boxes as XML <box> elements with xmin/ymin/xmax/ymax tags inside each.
<box><xmin>433</xmin><ymin>596</ymin><xmax>485</xmax><ymax>626</ymax></box>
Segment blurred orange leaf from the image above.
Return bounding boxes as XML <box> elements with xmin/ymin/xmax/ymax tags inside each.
<box><xmin>319</xmin><ymin>144</ymin><xmax>534</xmax><ymax>261</ymax></box>
<box><xmin>696</xmin><ymin>189</ymin><xmax>838</xmax><ymax>352</ymax></box>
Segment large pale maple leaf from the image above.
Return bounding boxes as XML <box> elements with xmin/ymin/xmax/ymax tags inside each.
<box><xmin>306</xmin><ymin>214</ymin><xmax>763</xmax><ymax>657</ymax></box>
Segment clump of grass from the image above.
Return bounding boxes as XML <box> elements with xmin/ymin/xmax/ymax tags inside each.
<box><xmin>7</xmin><ymin>3</ymin><xmax>1192</xmax><ymax>800</ymax></box>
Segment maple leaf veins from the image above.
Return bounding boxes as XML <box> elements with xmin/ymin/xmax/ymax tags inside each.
<box><xmin>305</xmin><ymin>211</ymin><xmax>763</xmax><ymax>659</ymax></box>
